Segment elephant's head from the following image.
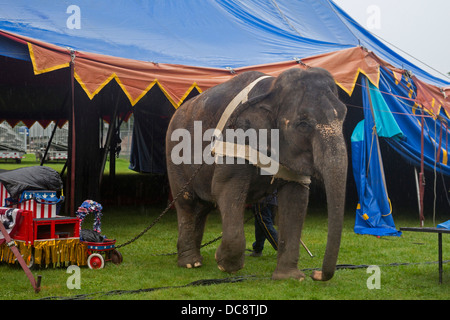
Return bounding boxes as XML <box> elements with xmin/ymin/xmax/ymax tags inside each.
<box><xmin>273</xmin><ymin>68</ymin><xmax>347</xmax><ymax>281</ymax></box>
<box><xmin>232</xmin><ymin>67</ymin><xmax>347</xmax><ymax>281</ymax></box>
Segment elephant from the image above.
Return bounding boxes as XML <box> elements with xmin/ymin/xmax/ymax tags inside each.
<box><xmin>165</xmin><ymin>67</ymin><xmax>347</xmax><ymax>281</ymax></box>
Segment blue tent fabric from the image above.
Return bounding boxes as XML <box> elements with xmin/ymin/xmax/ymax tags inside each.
<box><xmin>0</xmin><ymin>0</ymin><xmax>356</xmax><ymax>67</ymax></box>
<box><xmin>352</xmin><ymin>77</ymin><xmax>403</xmax><ymax>237</ymax></box>
<box><xmin>0</xmin><ymin>0</ymin><xmax>448</xmax><ymax>88</ymax></box>
<box><xmin>377</xmin><ymin>69</ymin><xmax>450</xmax><ymax>177</ymax></box>
<box><xmin>437</xmin><ymin>220</ymin><xmax>450</xmax><ymax>229</ymax></box>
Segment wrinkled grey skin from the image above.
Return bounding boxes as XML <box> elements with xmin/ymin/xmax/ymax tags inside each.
<box><xmin>165</xmin><ymin>68</ymin><xmax>347</xmax><ymax>281</ymax></box>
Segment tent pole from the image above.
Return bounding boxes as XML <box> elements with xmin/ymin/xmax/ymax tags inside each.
<box><xmin>99</xmin><ymin>92</ymin><xmax>120</xmax><ymax>186</ymax></box>
<box><xmin>69</xmin><ymin>53</ymin><xmax>76</xmax><ymax>217</ymax></box>
<box><xmin>414</xmin><ymin>167</ymin><xmax>421</xmax><ymax>215</ymax></box>
<box><xmin>419</xmin><ymin>109</ymin><xmax>425</xmax><ymax>227</ymax></box>
<box><xmin>109</xmin><ymin>116</ymin><xmax>117</xmax><ymax>179</ymax></box>
<box><xmin>39</xmin><ymin>120</ymin><xmax>58</xmax><ymax>166</ymax></box>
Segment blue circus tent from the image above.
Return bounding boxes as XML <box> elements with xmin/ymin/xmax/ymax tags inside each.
<box><xmin>0</xmin><ymin>1</ymin><xmax>449</xmax><ymax>230</ymax></box>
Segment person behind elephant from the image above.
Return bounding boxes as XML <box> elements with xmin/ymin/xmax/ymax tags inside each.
<box><xmin>248</xmin><ymin>192</ymin><xmax>278</xmax><ymax>257</ymax></box>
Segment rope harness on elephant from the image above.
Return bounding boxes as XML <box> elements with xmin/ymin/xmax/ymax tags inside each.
<box><xmin>210</xmin><ymin>75</ymin><xmax>311</xmax><ymax>189</ymax></box>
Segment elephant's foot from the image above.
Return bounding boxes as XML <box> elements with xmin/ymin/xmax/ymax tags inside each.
<box><xmin>310</xmin><ymin>270</ymin><xmax>323</xmax><ymax>281</ymax></box>
<box><xmin>185</xmin><ymin>261</ymin><xmax>202</xmax><ymax>268</ymax></box>
<box><xmin>177</xmin><ymin>252</ymin><xmax>203</xmax><ymax>269</ymax></box>
<box><xmin>310</xmin><ymin>270</ymin><xmax>333</xmax><ymax>281</ymax></box>
<box><xmin>272</xmin><ymin>268</ymin><xmax>306</xmax><ymax>281</ymax></box>
<box><xmin>215</xmin><ymin>247</ymin><xmax>244</xmax><ymax>274</ymax></box>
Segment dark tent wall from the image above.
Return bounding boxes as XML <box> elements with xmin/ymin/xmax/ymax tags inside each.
<box><xmin>71</xmin><ymin>80</ymin><xmax>102</xmax><ymax>209</ymax></box>
<box><xmin>129</xmin><ymin>86</ymin><xmax>201</xmax><ymax>174</ymax></box>
<box><xmin>70</xmin><ymin>77</ymin><xmax>152</xmax><ymax>211</ymax></box>
<box><xmin>129</xmin><ymin>86</ymin><xmax>177</xmax><ymax>174</ymax></box>
<box><xmin>0</xmin><ymin>55</ymin><xmax>70</xmax><ymax>126</ymax></box>
<box><xmin>379</xmin><ymin>137</ymin><xmax>450</xmax><ymax>222</ymax></box>
<box><xmin>0</xmin><ymin>40</ymin><xmax>185</xmax><ymax>213</ymax></box>
<box><xmin>0</xmin><ymin>51</ymin><xmax>142</xmax><ymax>213</ymax></box>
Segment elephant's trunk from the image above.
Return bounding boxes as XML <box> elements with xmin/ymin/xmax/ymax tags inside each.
<box><xmin>312</xmin><ymin>122</ymin><xmax>348</xmax><ymax>281</ymax></box>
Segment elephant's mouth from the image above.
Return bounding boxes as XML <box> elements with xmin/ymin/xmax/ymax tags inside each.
<box><xmin>280</xmin><ymin>158</ymin><xmax>314</xmax><ymax>175</ymax></box>
<box><xmin>274</xmin><ymin>161</ymin><xmax>312</xmax><ymax>188</ymax></box>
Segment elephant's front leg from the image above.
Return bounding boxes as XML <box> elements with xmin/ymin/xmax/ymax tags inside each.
<box><xmin>213</xmin><ymin>176</ymin><xmax>249</xmax><ymax>273</ymax></box>
<box><xmin>272</xmin><ymin>182</ymin><xmax>309</xmax><ymax>281</ymax></box>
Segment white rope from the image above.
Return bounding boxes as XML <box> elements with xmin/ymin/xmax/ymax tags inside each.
<box><xmin>211</xmin><ymin>75</ymin><xmax>311</xmax><ymax>188</ymax></box>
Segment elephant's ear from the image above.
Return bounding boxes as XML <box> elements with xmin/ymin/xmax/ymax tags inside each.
<box><xmin>227</xmin><ymin>91</ymin><xmax>276</xmax><ymax>129</ymax></box>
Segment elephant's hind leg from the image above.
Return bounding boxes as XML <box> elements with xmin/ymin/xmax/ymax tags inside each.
<box><xmin>176</xmin><ymin>200</ymin><xmax>212</xmax><ymax>268</ymax></box>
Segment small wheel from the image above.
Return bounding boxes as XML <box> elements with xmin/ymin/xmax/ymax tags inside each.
<box><xmin>87</xmin><ymin>253</ymin><xmax>104</xmax><ymax>269</ymax></box>
<box><xmin>26</xmin><ymin>253</ymin><xmax>35</xmax><ymax>269</ymax></box>
<box><xmin>22</xmin><ymin>248</ymin><xmax>35</xmax><ymax>269</ymax></box>
<box><xmin>110</xmin><ymin>249</ymin><xmax>123</xmax><ymax>265</ymax></box>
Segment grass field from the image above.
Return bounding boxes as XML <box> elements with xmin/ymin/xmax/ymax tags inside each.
<box><xmin>0</xmin><ymin>155</ymin><xmax>449</xmax><ymax>302</ymax></box>
<box><xmin>0</xmin><ymin>153</ymin><xmax>136</xmax><ymax>175</ymax></box>
<box><xmin>0</xmin><ymin>204</ymin><xmax>449</xmax><ymax>301</ymax></box>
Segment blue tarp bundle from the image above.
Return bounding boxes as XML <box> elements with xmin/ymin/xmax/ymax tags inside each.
<box><xmin>352</xmin><ymin>75</ymin><xmax>404</xmax><ymax>237</ymax></box>
<box><xmin>437</xmin><ymin>220</ymin><xmax>450</xmax><ymax>229</ymax></box>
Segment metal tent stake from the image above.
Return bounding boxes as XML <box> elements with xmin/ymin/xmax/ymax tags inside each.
<box><xmin>300</xmin><ymin>239</ymin><xmax>314</xmax><ymax>258</ymax></box>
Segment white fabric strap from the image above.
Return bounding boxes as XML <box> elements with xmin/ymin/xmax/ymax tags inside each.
<box><xmin>212</xmin><ymin>140</ymin><xmax>311</xmax><ymax>188</ymax></box>
<box><xmin>214</xmin><ymin>76</ymin><xmax>272</xmax><ymax>136</ymax></box>
<box><xmin>210</xmin><ymin>75</ymin><xmax>311</xmax><ymax>188</ymax></box>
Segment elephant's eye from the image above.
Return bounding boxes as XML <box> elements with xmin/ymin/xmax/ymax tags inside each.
<box><xmin>295</xmin><ymin>120</ymin><xmax>313</xmax><ymax>133</ymax></box>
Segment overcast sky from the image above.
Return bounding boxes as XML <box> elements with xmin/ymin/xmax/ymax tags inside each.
<box><xmin>333</xmin><ymin>0</ymin><xmax>450</xmax><ymax>81</ymax></box>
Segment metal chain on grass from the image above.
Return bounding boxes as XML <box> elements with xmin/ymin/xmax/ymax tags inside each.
<box><xmin>115</xmin><ymin>162</ymin><xmax>255</xmax><ymax>253</ymax></box>
<box><xmin>115</xmin><ymin>163</ymin><xmax>205</xmax><ymax>249</ymax></box>
<box><xmin>149</xmin><ymin>214</ymin><xmax>255</xmax><ymax>256</ymax></box>
<box><xmin>38</xmin><ymin>275</ymin><xmax>261</xmax><ymax>300</ymax></box>
<box><xmin>38</xmin><ymin>259</ymin><xmax>450</xmax><ymax>300</ymax></box>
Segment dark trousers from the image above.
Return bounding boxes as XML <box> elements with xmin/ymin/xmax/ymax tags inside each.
<box><xmin>252</xmin><ymin>203</ymin><xmax>278</xmax><ymax>253</ymax></box>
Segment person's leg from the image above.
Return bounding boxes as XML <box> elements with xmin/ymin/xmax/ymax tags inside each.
<box><xmin>255</xmin><ymin>204</ymin><xmax>278</xmax><ymax>250</ymax></box>
<box><xmin>252</xmin><ymin>203</ymin><xmax>266</xmax><ymax>254</ymax></box>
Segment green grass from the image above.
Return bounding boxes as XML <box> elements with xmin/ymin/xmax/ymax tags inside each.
<box><xmin>0</xmin><ymin>154</ymin><xmax>65</xmax><ymax>171</ymax></box>
<box><xmin>1</xmin><ymin>205</ymin><xmax>449</xmax><ymax>300</ymax></box>
<box><xmin>0</xmin><ymin>153</ymin><xmax>137</xmax><ymax>175</ymax></box>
